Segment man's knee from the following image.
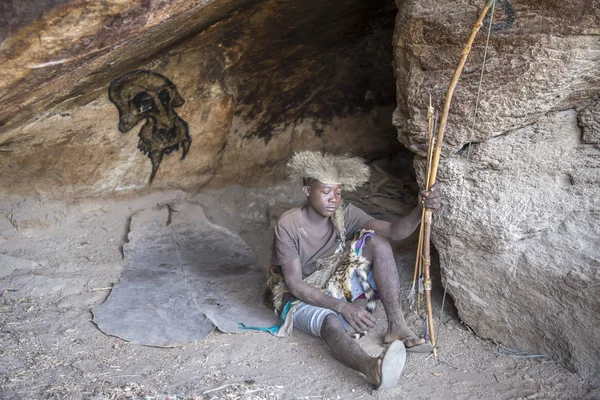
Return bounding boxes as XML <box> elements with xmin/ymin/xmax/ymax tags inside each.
<box><xmin>321</xmin><ymin>313</ymin><xmax>343</xmax><ymax>333</ymax></box>
<box><xmin>362</xmin><ymin>233</ymin><xmax>392</xmax><ymax>260</ymax></box>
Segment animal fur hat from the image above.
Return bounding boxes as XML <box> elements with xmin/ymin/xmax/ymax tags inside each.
<box><xmin>287</xmin><ymin>151</ymin><xmax>370</xmax><ymax>191</ymax></box>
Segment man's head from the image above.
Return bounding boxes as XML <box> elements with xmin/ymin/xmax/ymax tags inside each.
<box><xmin>288</xmin><ymin>151</ymin><xmax>370</xmax><ymax>219</ymax></box>
<box><xmin>302</xmin><ymin>180</ymin><xmax>343</xmax><ymax>217</ymax></box>
<box><xmin>288</xmin><ymin>151</ymin><xmax>369</xmax><ymax>242</ymax></box>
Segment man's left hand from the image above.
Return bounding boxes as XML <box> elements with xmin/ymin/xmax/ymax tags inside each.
<box><xmin>419</xmin><ymin>182</ymin><xmax>442</xmax><ymax>212</ymax></box>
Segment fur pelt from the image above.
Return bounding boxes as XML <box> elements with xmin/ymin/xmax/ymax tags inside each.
<box><xmin>263</xmin><ymin>251</ymin><xmax>346</xmax><ymax>314</ymax></box>
<box><xmin>264</xmin><ymin>232</ymin><xmax>375</xmax><ymax>315</ymax></box>
<box><xmin>287</xmin><ymin>151</ymin><xmax>370</xmax><ymax>192</ymax></box>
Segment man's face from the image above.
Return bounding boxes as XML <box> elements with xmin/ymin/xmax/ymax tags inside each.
<box><xmin>304</xmin><ymin>181</ymin><xmax>343</xmax><ymax>218</ymax></box>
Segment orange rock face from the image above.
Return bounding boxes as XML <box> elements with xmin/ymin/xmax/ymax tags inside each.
<box><xmin>0</xmin><ymin>0</ymin><xmax>401</xmax><ymax>198</ymax></box>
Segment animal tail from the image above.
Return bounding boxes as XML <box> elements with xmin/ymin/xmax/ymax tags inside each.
<box><xmin>356</xmin><ymin>269</ymin><xmax>376</xmax><ymax>314</ymax></box>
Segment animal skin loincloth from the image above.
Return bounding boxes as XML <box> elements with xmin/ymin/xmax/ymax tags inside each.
<box><xmin>263</xmin><ymin>229</ymin><xmax>375</xmax><ymax>314</ymax></box>
<box><xmin>241</xmin><ymin>230</ymin><xmax>375</xmax><ymax>337</ymax></box>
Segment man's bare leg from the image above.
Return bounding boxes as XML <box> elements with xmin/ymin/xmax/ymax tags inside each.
<box><xmin>320</xmin><ymin>314</ymin><xmax>382</xmax><ymax>385</ymax></box>
<box><xmin>362</xmin><ymin>234</ymin><xmax>427</xmax><ymax>347</ymax></box>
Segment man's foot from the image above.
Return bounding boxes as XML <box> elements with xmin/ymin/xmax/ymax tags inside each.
<box><xmin>399</xmin><ymin>335</ymin><xmax>433</xmax><ymax>353</ymax></box>
<box><xmin>365</xmin><ymin>340</ymin><xmax>406</xmax><ymax>390</ymax></box>
<box><xmin>384</xmin><ymin>326</ymin><xmax>433</xmax><ymax>353</ymax></box>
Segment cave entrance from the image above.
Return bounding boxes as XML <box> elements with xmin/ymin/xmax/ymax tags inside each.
<box><xmin>231</xmin><ymin>0</ymin><xmax>456</xmax><ymax>327</ymax></box>
<box><xmin>221</xmin><ymin>0</ymin><xmax>455</xmax><ymax>335</ymax></box>
<box><xmin>219</xmin><ymin>0</ymin><xmax>452</xmax><ymax>327</ymax></box>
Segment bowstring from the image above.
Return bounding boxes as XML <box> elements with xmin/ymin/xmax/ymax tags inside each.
<box><xmin>439</xmin><ymin>0</ymin><xmax>496</xmax><ymax>320</ymax></box>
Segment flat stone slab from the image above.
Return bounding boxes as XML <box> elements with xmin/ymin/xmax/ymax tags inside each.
<box><xmin>92</xmin><ymin>203</ymin><xmax>276</xmax><ymax>347</ymax></box>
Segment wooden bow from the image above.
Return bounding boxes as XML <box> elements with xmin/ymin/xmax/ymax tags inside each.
<box><xmin>415</xmin><ymin>0</ymin><xmax>496</xmax><ymax>359</ymax></box>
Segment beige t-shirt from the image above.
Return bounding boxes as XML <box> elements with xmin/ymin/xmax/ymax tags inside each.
<box><xmin>271</xmin><ymin>203</ymin><xmax>374</xmax><ymax>278</ymax></box>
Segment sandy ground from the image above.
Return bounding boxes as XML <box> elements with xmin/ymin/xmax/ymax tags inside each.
<box><xmin>0</xmin><ymin>169</ymin><xmax>597</xmax><ymax>400</ymax></box>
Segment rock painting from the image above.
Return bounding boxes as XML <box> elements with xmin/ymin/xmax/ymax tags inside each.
<box><xmin>109</xmin><ymin>70</ymin><xmax>191</xmax><ymax>183</ymax></box>
<box><xmin>484</xmin><ymin>0</ymin><xmax>515</xmax><ymax>33</ymax></box>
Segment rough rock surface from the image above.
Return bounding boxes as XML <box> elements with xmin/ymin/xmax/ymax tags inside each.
<box><xmin>578</xmin><ymin>97</ymin><xmax>600</xmax><ymax>144</ymax></box>
<box><xmin>394</xmin><ymin>0</ymin><xmax>600</xmax><ymax>379</ymax></box>
<box><xmin>0</xmin><ymin>0</ymin><xmax>400</xmax><ymax>198</ymax></box>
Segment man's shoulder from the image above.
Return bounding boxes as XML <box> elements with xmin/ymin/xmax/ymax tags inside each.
<box><xmin>343</xmin><ymin>202</ymin><xmax>365</xmax><ymax>214</ymax></box>
<box><xmin>274</xmin><ymin>207</ymin><xmax>303</xmax><ymax>242</ymax></box>
<box><xmin>343</xmin><ymin>202</ymin><xmax>376</xmax><ymax>227</ymax></box>
<box><xmin>276</xmin><ymin>207</ymin><xmax>302</xmax><ymax>227</ymax></box>
<box><xmin>279</xmin><ymin>206</ymin><xmax>301</xmax><ymax>220</ymax></box>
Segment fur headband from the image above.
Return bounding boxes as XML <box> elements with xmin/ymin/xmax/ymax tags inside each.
<box><xmin>287</xmin><ymin>151</ymin><xmax>370</xmax><ymax>192</ymax></box>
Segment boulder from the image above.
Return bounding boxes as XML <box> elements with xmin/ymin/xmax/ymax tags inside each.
<box><xmin>394</xmin><ymin>0</ymin><xmax>600</xmax><ymax>379</ymax></box>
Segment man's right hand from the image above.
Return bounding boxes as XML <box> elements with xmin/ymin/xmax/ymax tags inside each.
<box><xmin>337</xmin><ymin>302</ymin><xmax>376</xmax><ymax>333</ymax></box>
<box><xmin>282</xmin><ymin>259</ymin><xmax>377</xmax><ymax>333</ymax></box>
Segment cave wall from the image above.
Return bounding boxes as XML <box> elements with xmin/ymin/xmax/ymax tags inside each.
<box><xmin>392</xmin><ymin>0</ymin><xmax>600</xmax><ymax>379</ymax></box>
<box><xmin>0</xmin><ymin>0</ymin><xmax>400</xmax><ymax>198</ymax></box>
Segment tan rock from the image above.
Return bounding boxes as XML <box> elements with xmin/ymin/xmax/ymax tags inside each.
<box><xmin>395</xmin><ymin>0</ymin><xmax>600</xmax><ymax>379</ymax></box>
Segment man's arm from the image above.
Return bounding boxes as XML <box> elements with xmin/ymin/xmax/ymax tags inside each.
<box><xmin>363</xmin><ymin>182</ymin><xmax>442</xmax><ymax>241</ymax></box>
<box><xmin>281</xmin><ymin>258</ymin><xmax>376</xmax><ymax>333</ymax></box>
<box><xmin>363</xmin><ymin>206</ymin><xmax>422</xmax><ymax>241</ymax></box>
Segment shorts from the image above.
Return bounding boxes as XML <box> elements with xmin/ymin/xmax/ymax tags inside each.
<box><xmin>292</xmin><ymin>271</ymin><xmax>377</xmax><ymax>337</ymax></box>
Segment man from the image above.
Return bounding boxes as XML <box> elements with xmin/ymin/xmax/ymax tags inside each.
<box><xmin>265</xmin><ymin>151</ymin><xmax>441</xmax><ymax>389</ymax></box>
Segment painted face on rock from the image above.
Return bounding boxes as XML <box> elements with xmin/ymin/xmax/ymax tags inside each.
<box><xmin>304</xmin><ymin>181</ymin><xmax>343</xmax><ymax>218</ymax></box>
